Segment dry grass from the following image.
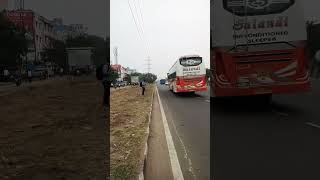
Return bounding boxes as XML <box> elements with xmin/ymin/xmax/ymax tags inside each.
<box><xmin>0</xmin><ymin>77</ymin><xmax>107</xmax><ymax>180</ymax></box>
<box><xmin>110</xmin><ymin>85</ymin><xmax>154</xmax><ymax>180</ymax></box>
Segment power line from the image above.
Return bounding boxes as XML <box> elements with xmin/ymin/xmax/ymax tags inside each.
<box><xmin>146</xmin><ymin>56</ymin><xmax>151</xmax><ymax>73</ymax></box>
<box><xmin>127</xmin><ymin>0</ymin><xmax>152</xmax><ymax>73</ymax></box>
<box><xmin>127</xmin><ymin>0</ymin><xmax>143</xmax><ymax>41</ymax></box>
<box><xmin>132</xmin><ymin>0</ymin><xmax>144</xmax><ymax>35</ymax></box>
<box><xmin>132</xmin><ymin>0</ymin><xmax>151</xmax><ymax>56</ymax></box>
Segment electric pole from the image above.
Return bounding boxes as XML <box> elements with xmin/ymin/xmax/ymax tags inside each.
<box><xmin>113</xmin><ymin>47</ymin><xmax>118</xmax><ymax>65</ymax></box>
<box><xmin>146</xmin><ymin>56</ymin><xmax>151</xmax><ymax>73</ymax></box>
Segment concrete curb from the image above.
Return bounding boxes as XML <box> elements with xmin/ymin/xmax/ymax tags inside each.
<box><xmin>139</xmin><ymin>85</ymin><xmax>155</xmax><ymax>180</ymax></box>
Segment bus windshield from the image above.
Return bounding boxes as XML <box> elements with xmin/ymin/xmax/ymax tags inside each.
<box><xmin>180</xmin><ymin>57</ymin><xmax>202</xmax><ymax>67</ymax></box>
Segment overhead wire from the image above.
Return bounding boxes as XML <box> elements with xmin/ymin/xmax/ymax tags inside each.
<box><xmin>127</xmin><ymin>0</ymin><xmax>151</xmax><ymax>73</ymax></box>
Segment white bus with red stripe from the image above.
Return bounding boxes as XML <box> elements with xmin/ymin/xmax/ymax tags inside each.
<box><xmin>211</xmin><ymin>0</ymin><xmax>310</xmax><ymax>98</ymax></box>
<box><xmin>168</xmin><ymin>55</ymin><xmax>207</xmax><ymax>93</ymax></box>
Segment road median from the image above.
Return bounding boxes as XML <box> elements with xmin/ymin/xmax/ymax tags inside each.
<box><xmin>110</xmin><ymin>85</ymin><xmax>154</xmax><ymax>180</ymax></box>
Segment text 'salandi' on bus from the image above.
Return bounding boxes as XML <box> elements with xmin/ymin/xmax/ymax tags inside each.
<box><xmin>210</xmin><ymin>0</ymin><xmax>310</xmax><ymax>98</ymax></box>
<box><xmin>168</xmin><ymin>55</ymin><xmax>207</xmax><ymax>93</ymax></box>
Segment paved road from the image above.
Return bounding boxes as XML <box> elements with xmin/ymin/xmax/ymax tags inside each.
<box><xmin>157</xmin><ymin>84</ymin><xmax>210</xmax><ymax>180</ymax></box>
<box><xmin>212</xmin><ymin>79</ymin><xmax>320</xmax><ymax>180</ymax></box>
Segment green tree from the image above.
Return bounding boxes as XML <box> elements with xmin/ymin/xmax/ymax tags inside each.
<box><xmin>123</xmin><ymin>74</ymin><xmax>131</xmax><ymax>83</ymax></box>
<box><xmin>43</xmin><ymin>40</ymin><xmax>67</xmax><ymax>68</ymax></box>
<box><xmin>109</xmin><ymin>68</ymin><xmax>119</xmax><ymax>84</ymax></box>
<box><xmin>0</xmin><ymin>12</ymin><xmax>28</xmax><ymax>69</ymax></box>
<box><xmin>141</xmin><ymin>73</ymin><xmax>157</xmax><ymax>83</ymax></box>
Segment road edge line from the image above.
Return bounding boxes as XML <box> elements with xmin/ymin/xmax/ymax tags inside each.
<box><xmin>139</xmin><ymin>85</ymin><xmax>155</xmax><ymax>180</ymax></box>
<box><xmin>156</xmin><ymin>87</ymin><xmax>184</xmax><ymax>180</ymax></box>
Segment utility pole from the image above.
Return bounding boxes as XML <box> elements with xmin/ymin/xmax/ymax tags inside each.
<box><xmin>113</xmin><ymin>47</ymin><xmax>118</xmax><ymax>65</ymax></box>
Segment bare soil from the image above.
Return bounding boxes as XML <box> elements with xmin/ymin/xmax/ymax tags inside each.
<box><xmin>0</xmin><ymin>77</ymin><xmax>108</xmax><ymax>180</ymax></box>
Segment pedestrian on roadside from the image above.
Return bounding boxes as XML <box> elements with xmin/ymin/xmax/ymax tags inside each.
<box><xmin>14</xmin><ymin>70</ymin><xmax>22</xmax><ymax>86</ymax></box>
<box><xmin>140</xmin><ymin>80</ymin><xmax>146</xmax><ymax>95</ymax></box>
<box><xmin>103</xmin><ymin>64</ymin><xmax>111</xmax><ymax>110</ymax></box>
<box><xmin>3</xmin><ymin>69</ymin><xmax>9</xmax><ymax>82</ymax></box>
<box><xmin>96</xmin><ymin>63</ymin><xmax>111</xmax><ymax>111</ymax></box>
<box><xmin>27</xmin><ymin>70</ymin><xmax>32</xmax><ymax>83</ymax></box>
<box><xmin>313</xmin><ymin>50</ymin><xmax>320</xmax><ymax>78</ymax></box>
<box><xmin>60</xmin><ymin>67</ymin><xmax>64</xmax><ymax>77</ymax></box>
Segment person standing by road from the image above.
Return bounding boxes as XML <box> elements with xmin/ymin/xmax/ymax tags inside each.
<box><xmin>14</xmin><ymin>70</ymin><xmax>22</xmax><ymax>86</ymax></box>
<box><xmin>96</xmin><ymin>63</ymin><xmax>111</xmax><ymax>111</ymax></box>
<box><xmin>60</xmin><ymin>67</ymin><xmax>64</xmax><ymax>77</ymax></box>
<box><xmin>140</xmin><ymin>80</ymin><xmax>146</xmax><ymax>95</ymax></box>
<box><xmin>3</xmin><ymin>69</ymin><xmax>9</xmax><ymax>82</ymax></box>
<box><xmin>27</xmin><ymin>70</ymin><xmax>32</xmax><ymax>83</ymax></box>
<box><xmin>312</xmin><ymin>50</ymin><xmax>320</xmax><ymax>78</ymax></box>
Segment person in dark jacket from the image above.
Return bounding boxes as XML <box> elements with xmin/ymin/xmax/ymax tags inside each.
<box><xmin>101</xmin><ymin>64</ymin><xmax>110</xmax><ymax>111</ymax></box>
<box><xmin>140</xmin><ymin>80</ymin><xmax>146</xmax><ymax>95</ymax></box>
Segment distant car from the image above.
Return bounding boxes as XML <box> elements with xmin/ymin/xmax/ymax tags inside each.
<box><xmin>32</xmin><ymin>67</ymin><xmax>46</xmax><ymax>79</ymax></box>
<box><xmin>160</xmin><ymin>79</ymin><xmax>166</xmax><ymax>85</ymax></box>
<box><xmin>165</xmin><ymin>81</ymin><xmax>169</xmax><ymax>85</ymax></box>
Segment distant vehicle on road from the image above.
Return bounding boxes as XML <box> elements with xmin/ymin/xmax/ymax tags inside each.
<box><xmin>165</xmin><ymin>81</ymin><xmax>169</xmax><ymax>85</ymax></box>
<box><xmin>131</xmin><ymin>76</ymin><xmax>139</xmax><ymax>85</ymax></box>
<box><xmin>66</xmin><ymin>47</ymin><xmax>94</xmax><ymax>75</ymax></box>
<box><xmin>168</xmin><ymin>55</ymin><xmax>207</xmax><ymax>93</ymax></box>
<box><xmin>32</xmin><ymin>66</ymin><xmax>47</xmax><ymax>79</ymax></box>
<box><xmin>160</xmin><ymin>79</ymin><xmax>166</xmax><ymax>85</ymax></box>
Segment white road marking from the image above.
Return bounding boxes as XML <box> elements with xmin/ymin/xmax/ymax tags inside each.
<box><xmin>205</xmin><ymin>100</ymin><xmax>210</xmax><ymax>103</ymax></box>
<box><xmin>271</xmin><ymin>109</ymin><xmax>289</xmax><ymax>117</ymax></box>
<box><xmin>156</xmin><ymin>87</ymin><xmax>185</xmax><ymax>180</ymax></box>
<box><xmin>306</xmin><ymin>122</ymin><xmax>320</xmax><ymax>129</ymax></box>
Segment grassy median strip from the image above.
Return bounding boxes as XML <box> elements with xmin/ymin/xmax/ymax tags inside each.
<box><xmin>110</xmin><ymin>85</ymin><xmax>154</xmax><ymax>180</ymax></box>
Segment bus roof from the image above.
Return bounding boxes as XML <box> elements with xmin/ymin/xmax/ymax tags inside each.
<box><xmin>179</xmin><ymin>55</ymin><xmax>201</xmax><ymax>59</ymax></box>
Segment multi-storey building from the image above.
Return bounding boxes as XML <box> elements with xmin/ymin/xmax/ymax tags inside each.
<box><xmin>3</xmin><ymin>10</ymin><xmax>55</xmax><ymax>62</ymax></box>
<box><xmin>52</xmin><ymin>18</ymin><xmax>88</xmax><ymax>41</ymax></box>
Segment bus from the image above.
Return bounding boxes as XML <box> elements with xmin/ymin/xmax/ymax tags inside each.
<box><xmin>210</xmin><ymin>0</ymin><xmax>310</xmax><ymax>99</ymax></box>
<box><xmin>168</xmin><ymin>55</ymin><xmax>207</xmax><ymax>93</ymax></box>
<box><xmin>160</xmin><ymin>79</ymin><xmax>166</xmax><ymax>85</ymax></box>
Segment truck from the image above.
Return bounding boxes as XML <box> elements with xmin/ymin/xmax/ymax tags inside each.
<box><xmin>210</xmin><ymin>0</ymin><xmax>310</xmax><ymax>100</ymax></box>
<box><xmin>160</xmin><ymin>79</ymin><xmax>166</xmax><ymax>85</ymax></box>
<box><xmin>66</xmin><ymin>47</ymin><xmax>94</xmax><ymax>75</ymax></box>
<box><xmin>131</xmin><ymin>76</ymin><xmax>139</xmax><ymax>85</ymax></box>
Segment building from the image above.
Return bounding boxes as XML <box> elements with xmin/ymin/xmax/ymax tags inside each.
<box><xmin>52</xmin><ymin>19</ymin><xmax>88</xmax><ymax>41</ymax></box>
<box><xmin>126</xmin><ymin>67</ymin><xmax>137</xmax><ymax>75</ymax></box>
<box><xmin>3</xmin><ymin>10</ymin><xmax>56</xmax><ymax>63</ymax></box>
<box><xmin>68</xmin><ymin>24</ymin><xmax>88</xmax><ymax>38</ymax></box>
<box><xmin>0</xmin><ymin>0</ymin><xmax>8</xmax><ymax>11</ymax></box>
<box><xmin>111</xmin><ymin>64</ymin><xmax>128</xmax><ymax>82</ymax></box>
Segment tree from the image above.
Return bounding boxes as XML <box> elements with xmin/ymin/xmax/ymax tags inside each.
<box><xmin>123</xmin><ymin>74</ymin><xmax>131</xmax><ymax>83</ymax></box>
<box><xmin>0</xmin><ymin>12</ymin><xmax>28</xmax><ymax>69</ymax></box>
<box><xmin>109</xmin><ymin>68</ymin><xmax>119</xmax><ymax>84</ymax></box>
<box><xmin>141</xmin><ymin>73</ymin><xmax>157</xmax><ymax>83</ymax></box>
<box><xmin>43</xmin><ymin>40</ymin><xmax>67</xmax><ymax>68</ymax></box>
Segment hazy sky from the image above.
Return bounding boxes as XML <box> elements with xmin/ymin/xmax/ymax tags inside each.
<box><xmin>111</xmin><ymin>0</ymin><xmax>210</xmax><ymax>79</ymax></box>
<box><xmin>6</xmin><ymin>1</ymin><xmax>320</xmax><ymax>79</ymax></box>
<box><xmin>111</xmin><ymin>0</ymin><xmax>320</xmax><ymax>79</ymax></box>
<box><xmin>8</xmin><ymin>0</ymin><xmax>108</xmax><ymax>38</ymax></box>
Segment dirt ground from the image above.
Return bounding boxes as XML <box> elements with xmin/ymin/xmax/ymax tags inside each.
<box><xmin>110</xmin><ymin>85</ymin><xmax>154</xmax><ymax>180</ymax></box>
<box><xmin>0</xmin><ymin>76</ymin><xmax>108</xmax><ymax>180</ymax></box>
